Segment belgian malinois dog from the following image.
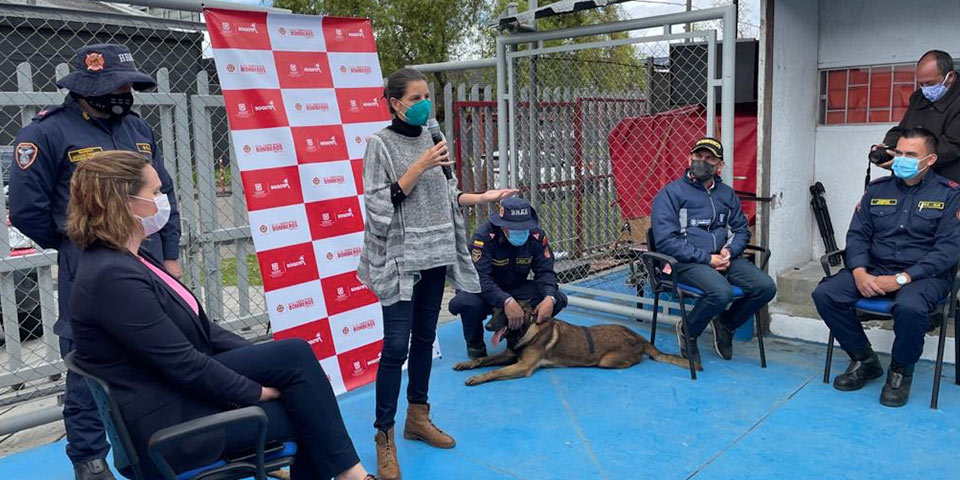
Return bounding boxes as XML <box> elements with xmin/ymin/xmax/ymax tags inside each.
<box><xmin>453</xmin><ymin>301</ymin><xmax>693</xmax><ymax>386</ymax></box>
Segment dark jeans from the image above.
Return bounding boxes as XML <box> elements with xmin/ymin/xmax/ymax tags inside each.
<box><xmin>812</xmin><ymin>268</ymin><xmax>950</xmax><ymax>365</ymax></box>
<box><xmin>60</xmin><ymin>337</ymin><xmax>111</xmax><ymax>464</ymax></box>
<box><xmin>143</xmin><ymin>340</ymin><xmax>360</xmax><ymax>480</ymax></box>
<box><xmin>375</xmin><ymin>266</ymin><xmax>446</xmax><ymax>432</ymax></box>
<box><xmin>672</xmin><ymin>257</ymin><xmax>777</xmax><ymax>338</ymax></box>
<box><xmin>448</xmin><ymin>281</ymin><xmax>568</xmax><ymax>345</ymax></box>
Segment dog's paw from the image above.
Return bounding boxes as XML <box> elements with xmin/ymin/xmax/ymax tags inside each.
<box><xmin>453</xmin><ymin>361</ymin><xmax>474</xmax><ymax>371</ymax></box>
<box><xmin>695</xmin><ymin>362</ymin><xmax>704</xmax><ymax>371</ymax></box>
<box><xmin>465</xmin><ymin>375</ymin><xmax>484</xmax><ymax>386</ymax></box>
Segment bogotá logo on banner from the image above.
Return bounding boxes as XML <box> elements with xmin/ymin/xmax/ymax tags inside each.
<box><xmin>334</xmin><ymin>27</ymin><xmax>365</xmax><ymax>42</ymax></box>
<box><xmin>306</xmin><ymin>136</ymin><xmax>338</xmax><ymax>152</ymax></box>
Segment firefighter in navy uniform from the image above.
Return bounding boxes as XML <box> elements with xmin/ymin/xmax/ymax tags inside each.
<box><xmin>813</xmin><ymin>127</ymin><xmax>960</xmax><ymax>408</ymax></box>
<box><xmin>448</xmin><ymin>197</ymin><xmax>567</xmax><ymax>359</ymax></box>
<box><xmin>9</xmin><ymin>44</ymin><xmax>181</xmax><ymax>480</ymax></box>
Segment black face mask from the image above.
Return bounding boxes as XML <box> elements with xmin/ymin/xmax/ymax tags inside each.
<box><xmin>85</xmin><ymin>92</ymin><xmax>134</xmax><ymax>117</ymax></box>
<box><xmin>690</xmin><ymin>159</ymin><xmax>717</xmax><ymax>182</ymax></box>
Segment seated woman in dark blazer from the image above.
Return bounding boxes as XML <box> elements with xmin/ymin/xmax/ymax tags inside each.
<box><xmin>68</xmin><ymin>150</ymin><xmax>375</xmax><ymax>480</ymax></box>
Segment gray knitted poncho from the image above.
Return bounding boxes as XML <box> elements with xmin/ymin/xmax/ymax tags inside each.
<box><xmin>357</xmin><ymin>127</ymin><xmax>480</xmax><ymax>306</ymax></box>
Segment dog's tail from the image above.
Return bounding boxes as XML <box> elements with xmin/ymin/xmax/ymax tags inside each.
<box><xmin>642</xmin><ymin>342</ymin><xmax>693</xmax><ymax>370</ymax></box>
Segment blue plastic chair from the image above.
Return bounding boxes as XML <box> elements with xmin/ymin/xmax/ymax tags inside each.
<box><xmin>63</xmin><ymin>352</ymin><xmax>296</xmax><ymax>479</ymax></box>
<box><xmin>640</xmin><ymin>228</ymin><xmax>770</xmax><ymax>380</ymax></box>
<box><xmin>818</xmin><ymin>249</ymin><xmax>959</xmax><ymax>409</ymax></box>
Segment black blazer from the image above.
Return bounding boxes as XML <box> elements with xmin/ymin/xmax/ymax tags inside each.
<box><xmin>70</xmin><ymin>244</ymin><xmax>262</xmax><ymax>465</ymax></box>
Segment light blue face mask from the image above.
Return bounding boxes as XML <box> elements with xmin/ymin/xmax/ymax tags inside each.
<box><xmin>922</xmin><ymin>73</ymin><xmax>952</xmax><ymax>102</ymax></box>
<box><xmin>891</xmin><ymin>155</ymin><xmax>930</xmax><ymax>180</ymax></box>
<box><xmin>507</xmin><ymin>229</ymin><xmax>530</xmax><ymax>247</ymax></box>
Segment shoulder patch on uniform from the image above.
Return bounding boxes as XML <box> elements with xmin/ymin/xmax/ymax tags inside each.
<box><xmin>948</xmin><ymin>180</ymin><xmax>960</xmax><ymax>189</ymax></box>
<box><xmin>870</xmin><ymin>198</ymin><xmax>897</xmax><ymax>206</ymax></box>
<box><xmin>136</xmin><ymin>143</ymin><xmax>152</xmax><ymax>155</ymax></box>
<box><xmin>34</xmin><ymin>105</ymin><xmax>63</xmax><ymax>122</ymax></box>
<box><xmin>471</xmin><ymin>248</ymin><xmax>482</xmax><ymax>263</ymax></box>
<box><xmin>15</xmin><ymin>143</ymin><xmax>38</xmax><ymax>170</ymax></box>
<box><xmin>68</xmin><ymin>146</ymin><xmax>104</xmax><ymax>163</ymax></box>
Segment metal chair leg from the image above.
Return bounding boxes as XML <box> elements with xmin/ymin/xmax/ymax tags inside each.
<box><xmin>677</xmin><ymin>293</ymin><xmax>697</xmax><ymax>380</ymax></box>
<box><xmin>757</xmin><ymin>318</ymin><xmax>767</xmax><ymax>368</ymax></box>
<box><xmin>823</xmin><ymin>332</ymin><xmax>835</xmax><ymax>384</ymax></box>
<box><xmin>931</xmin><ymin>316</ymin><xmax>949</xmax><ymax>409</ymax></box>
<box><xmin>650</xmin><ymin>293</ymin><xmax>660</xmax><ymax>345</ymax></box>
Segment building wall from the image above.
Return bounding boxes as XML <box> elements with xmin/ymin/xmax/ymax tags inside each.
<box><xmin>767</xmin><ymin>0</ymin><xmax>819</xmax><ymax>278</ymax></box>
<box><xmin>812</xmin><ymin>0</ymin><xmax>960</xmax><ymax>258</ymax></box>
<box><xmin>819</xmin><ymin>0</ymin><xmax>960</xmax><ymax>69</ymax></box>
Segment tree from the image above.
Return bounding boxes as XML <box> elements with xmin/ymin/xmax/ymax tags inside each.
<box><xmin>485</xmin><ymin>0</ymin><xmax>646</xmax><ymax>93</ymax></box>
<box><xmin>271</xmin><ymin>0</ymin><xmax>488</xmax><ymax>84</ymax></box>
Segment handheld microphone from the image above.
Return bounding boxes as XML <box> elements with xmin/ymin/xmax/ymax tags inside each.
<box><xmin>426</xmin><ymin>118</ymin><xmax>452</xmax><ymax>180</ymax></box>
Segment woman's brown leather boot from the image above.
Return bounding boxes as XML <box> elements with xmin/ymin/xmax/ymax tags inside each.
<box><xmin>374</xmin><ymin>428</ymin><xmax>401</xmax><ymax>480</ymax></box>
<box><xmin>403</xmin><ymin>403</ymin><xmax>455</xmax><ymax>448</ymax></box>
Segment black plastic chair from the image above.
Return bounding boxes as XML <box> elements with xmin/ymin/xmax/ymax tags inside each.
<box><xmin>640</xmin><ymin>228</ymin><xmax>770</xmax><ymax>380</ymax></box>
<box><xmin>63</xmin><ymin>352</ymin><xmax>297</xmax><ymax>480</ymax></box>
<box><xmin>818</xmin><ymin>249</ymin><xmax>960</xmax><ymax>409</ymax></box>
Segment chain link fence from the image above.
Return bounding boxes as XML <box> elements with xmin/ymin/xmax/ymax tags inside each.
<box><xmin>0</xmin><ymin>3</ymin><xmax>268</xmax><ymax>410</ymax></box>
<box><xmin>506</xmin><ymin>35</ymin><xmax>715</xmax><ymax>285</ymax></box>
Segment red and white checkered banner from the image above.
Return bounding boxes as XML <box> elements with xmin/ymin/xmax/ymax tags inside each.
<box><xmin>204</xmin><ymin>8</ymin><xmax>410</xmax><ymax>395</ymax></box>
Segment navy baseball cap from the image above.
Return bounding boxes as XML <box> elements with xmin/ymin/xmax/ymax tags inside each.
<box><xmin>56</xmin><ymin>44</ymin><xmax>156</xmax><ymax>97</ymax></box>
<box><xmin>490</xmin><ymin>197</ymin><xmax>539</xmax><ymax>230</ymax></box>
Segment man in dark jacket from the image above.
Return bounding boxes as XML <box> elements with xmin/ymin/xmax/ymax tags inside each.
<box><xmin>448</xmin><ymin>197</ymin><xmax>567</xmax><ymax>359</ymax></box>
<box><xmin>874</xmin><ymin>50</ymin><xmax>960</xmax><ymax>182</ymax></box>
<box><xmin>651</xmin><ymin>137</ymin><xmax>776</xmax><ymax>364</ymax></box>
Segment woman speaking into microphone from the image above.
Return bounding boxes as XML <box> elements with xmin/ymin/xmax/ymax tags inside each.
<box><xmin>358</xmin><ymin>68</ymin><xmax>515</xmax><ymax>480</ymax></box>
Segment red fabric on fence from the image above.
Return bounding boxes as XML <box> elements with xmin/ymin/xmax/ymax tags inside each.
<box><xmin>608</xmin><ymin>104</ymin><xmax>758</xmax><ymax>225</ymax></box>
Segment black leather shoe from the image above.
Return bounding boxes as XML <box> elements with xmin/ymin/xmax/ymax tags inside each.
<box><xmin>711</xmin><ymin>319</ymin><xmax>734</xmax><ymax>360</ymax></box>
<box><xmin>676</xmin><ymin>322</ymin><xmax>701</xmax><ymax>365</ymax></box>
<box><xmin>880</xmin><ymin>364</ymin><xmax>914</xmax><ymax>408</ymax></box>
<box><xmin>74</xmin><ymin>458</ymin><xmax>115</xmax><ymax>480</ymax></box>
<box><xmin>833</xmin><ymin>349</ymin><xmax>884</xmax><ymax>392</ymax></box>
<box><xmin>466</xmin><ymin>341</ymin><xmax>487</xmax><ymax>360</ymax></box>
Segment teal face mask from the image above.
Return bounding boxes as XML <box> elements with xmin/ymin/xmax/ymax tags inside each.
<box><xmin>398</xmin><ymin>98</ymin><xmax>431</xmax><ymax>126</ymax></box>
<box><xmin>507</xmin><ymin>229</ymin><xmax>530</xmax><ymax>247</ymax></box>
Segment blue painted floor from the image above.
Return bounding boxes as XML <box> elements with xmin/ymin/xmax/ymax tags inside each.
<box><xmin>2</xmin><ymin>285</ymin><xmax>960</xmax><ymax>479</ymax></box>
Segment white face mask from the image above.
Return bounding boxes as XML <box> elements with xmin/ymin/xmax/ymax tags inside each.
<box><xmin>130</xmin><ymin>193</ymin><xmax>171</xmax><ymax>236</ymax></box>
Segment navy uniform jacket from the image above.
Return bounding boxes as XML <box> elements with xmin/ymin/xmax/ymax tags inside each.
<box><xmin>470</xmin><ymin>222</ymin><xmax>559</xmax><ymax>307</ymax></box>
<box><xmin>651</xmin><ymin>171</ymin><xmax>750</xmax><ymax>264</ymax></box>
<box><xmin>71</xmin><ymin>244</ymin><xmax>258</xmax><ymax>477</ymax></box>
<box><xmin>846</xmin><ymin>172</ymin><xmax>960</xmax><ymax>280</ymax></box>
<box><xmin>9</xmin><ymin>96</ymin><xmax>181</xmax><ymax>338</ymax></box>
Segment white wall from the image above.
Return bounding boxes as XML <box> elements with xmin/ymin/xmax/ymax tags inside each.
<box><xmin>811</xmin><ymin>125</ymin><xmax>890</xmax><ymax>258</ymax></box>
<box><xmin>819</xmin><ymin>0</ymin><xmax>960</xmax><ymax>68</ymax></box>
<box><xmin>812</xmin><ymin>0</ymin><xmax>960</xmax><ymax>257</ymax></box>
<box><xmin>767</xmin><ymin>0</ymin><xmax>819</xmax><ymax>279</ymax></box>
